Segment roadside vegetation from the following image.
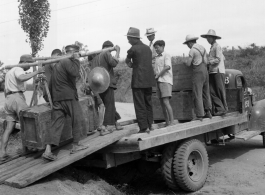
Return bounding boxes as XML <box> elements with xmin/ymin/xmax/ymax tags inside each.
<box><xmin>115</xmin><ymin>44</ymin><xmax>265</xmax><ymax>102</ymax></box>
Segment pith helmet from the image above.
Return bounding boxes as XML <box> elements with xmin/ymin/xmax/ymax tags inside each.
<box><xmin>183</xmin><ymin>35</ymin><xmax>199</xmax><ymax>44</ymax></box>
<box><xmin>87</xmin><ymin>67</ymin><xmax>110</xmax><ymax>94</ymax></box>
<box><xmin>125</xmin><ymin>27</ymin><xmax>142</xmax><ymax>39</ymax></box>
<box><xmin>65</xmin><ymin>45</ymin><xmax>80</xmax><ymax>52</ymax></box>
<box><xmin>145</xmin><ymin>28</ymin><xmax>157</xmax><ymax>36</ymax></box>
<box><xmin>201</xmin><ymin>29</ymin><xmax>221</xmax><ymax>39</ymax></box>
<box><xmin>19</xmin><ymin>54</ymin><xmax>34</xmax><ymax>63</ymax></box>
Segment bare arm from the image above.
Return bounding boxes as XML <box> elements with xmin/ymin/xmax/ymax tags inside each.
<box><xmin>17</xmin><ymin>68</ymin><xmax>44</xmax><ymax>82</ymax></box>
<box><xmin>184</xmin><ymin>57</ymin><xmax>193</xmax><ymax>67</ymax></box>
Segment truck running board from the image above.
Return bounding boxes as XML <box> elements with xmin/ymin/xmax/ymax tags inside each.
<box><xmin>235</xmin><ymin>130</ymin><xmax>261</xmax><ymax>141</ymax></box>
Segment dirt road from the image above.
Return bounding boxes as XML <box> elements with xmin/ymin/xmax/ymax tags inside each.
<box><xmin>0</xmin><ymin>91</ymin><xmax>265</xmax><ymax>194</ymax></box>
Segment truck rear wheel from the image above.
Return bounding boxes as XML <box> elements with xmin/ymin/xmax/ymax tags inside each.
<box><xmin>173</xmin><ymin>139</ymin><xmax>208</xmax><ymax>192</ymax></box>
<box><xmin>161</xmin><ymin>143</ymin><xmax>180</xmax><ymax>190</ymax></box>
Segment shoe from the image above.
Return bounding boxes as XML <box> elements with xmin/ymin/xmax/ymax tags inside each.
<box><xmin>106</xmin><ymin>125</ymin><xmax>116</xmax><ymax>132</ymax></box>
<box><xmin>139</xmin><ymin>128</ymin><xmax>148</xmax><ymax>133</ymax></box>
<box><xmin>214</xmin><ymin>111</ymin><xmax>226</xmax><ymax>116</ymax></box>
<box><xmin>149</xmin><ymin>125</ymin><xmax>154</xmax><ymax>131</ymax></box>
<box><xmin>204</xmin><ymin>111</ymin><xmax>212</xmax><ymax>119</ymax></box>
<box><xmin>191</xmin><ymin>117</ymin><xmax>203</xmax><ymax>121</ymax></box>
<box><xmin>115</xmin><ymin>122</ymin><xmax>124</xmax><ymax>130</ymax></box>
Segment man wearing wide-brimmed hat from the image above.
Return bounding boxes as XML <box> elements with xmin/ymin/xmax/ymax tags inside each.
<box><xmin>145</xmin><ymin>28</ymin><xmax>157</xmax><ymax>71</ymax></box>
<box><xmin>201</xmin><ymin>29</ymin><xmax>227</xmax><ymax>116</ymax></box>
<box><xmin>183</xmin><ymin>35</ymin><xmax>212</xmax><ymax>121</ymax></box>
<box><xmin>125</xmin><ymin>27</ymin><xmax>156</xmax><ymax>133</ymax></box>
<box><xmin>0</xmin><ymin>55</ymin><xmax>45</xmax><ymax>159</ymax></box>
<box><xmin>42</xmin><ymin>45</ymin><xmax>89</xmax><ymax>161</ymax></box>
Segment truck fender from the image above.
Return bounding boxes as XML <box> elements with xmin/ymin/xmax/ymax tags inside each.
<box><xmin>249</xmin><ymin>99</ymin><xmax>265</xmax><ymax>131</ymax></box>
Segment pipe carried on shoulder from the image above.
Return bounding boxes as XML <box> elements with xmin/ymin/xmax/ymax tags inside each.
<box><xmin>0</xmin><ymin>47</ymin><xmax>116</xmax><ymax>71</ymax></box>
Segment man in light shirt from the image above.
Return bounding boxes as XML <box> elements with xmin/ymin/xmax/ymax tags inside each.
<box><xmin>201</xmin><ymin>29</ymin><xmax>227</xmax><ymax>116</ymax></box>
<box><xmin>0</xmin><ymin>55</ymin><xmax>44</xmax><ymax>159</ymax></box>
<box><xmin>183</xmin><ymin>35</ymin><xmax>212</xmax><ymax>121</ymax></box>
<box><xmin>154</xmin><ymin>40</ymin><xmax>174</xmax><ymax>126</ymax></box>
<box><xmin>145</xmin><ymin>28</ymin><xmax>157</xmax><ymax>71</ymax></box>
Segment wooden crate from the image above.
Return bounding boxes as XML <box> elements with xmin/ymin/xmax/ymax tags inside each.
<box><xmin>172</xmin><ymin>64</ymin><xmax>193</xmax><ymax>91</ymax></box>
<box><xmin>152</xmin><ymin>91</ymin><xmax>195</xmax><ymax>121</ymax></box>
<box><xmin>19</xmin><ymin>96</ymin><xmax>97</xmax><ymax>150</ymax></box>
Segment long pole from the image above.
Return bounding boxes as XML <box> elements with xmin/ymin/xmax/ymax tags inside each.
<box><xmin>0</xmin><ymin>47</ymin><xmax>116</xmax><ymax>71</ymax></box>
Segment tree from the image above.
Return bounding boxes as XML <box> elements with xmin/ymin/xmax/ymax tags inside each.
<box><xmin>18</xmin><ymin>0</ymin><xmax>51</xmax><ymax>105</ymax></box>
<box><xmin>18</xmin><ymin>0</ymin><xmax>51</xmax><ymax>57</ymax></box>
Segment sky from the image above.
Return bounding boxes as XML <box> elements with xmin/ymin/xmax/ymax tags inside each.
<box><xmin>0</xmin><ymin>0</ymin><xmax>265</xmax><ymax>65</ymax></box>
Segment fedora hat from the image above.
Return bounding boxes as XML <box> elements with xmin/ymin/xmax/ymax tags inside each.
<box><xmin>87</xmin><ymin>67</ymin><xmax>110</xmax><ymax>94</ymax></box>
<box><xmin>125</xmin><ymin>27</ymin><xmax>142</xmax><ymax>39</ymax></box>
<box><xmin>145</xmin><ymin>28</ymin><xmax>157</xmax><ymax>36</ymax></box>
<box><xmin>201</xmin><ymin>29</ymin><xmax>221</xmax><ymax>39</ymax></box>
<box><xmin>183</xmin><ymin>35</ymin><xmax>199</xmax><ymax>44</ymax></box>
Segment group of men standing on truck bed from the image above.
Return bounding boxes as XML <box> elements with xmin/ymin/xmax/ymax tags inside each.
<box><xmin>0</xmin><ymin>27</ymin><xmax>228</xmax><ymax>161</ymax></box>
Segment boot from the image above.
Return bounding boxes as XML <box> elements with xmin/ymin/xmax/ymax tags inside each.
<box><xmin>204</xmin><ymin>110</ymin><xmax>212</xmax><ymax>119</ymax></box>
<box><xmin>115</xmin><ymin>122</ymin><xmax>123</xmax><ymax>130</ymax></box>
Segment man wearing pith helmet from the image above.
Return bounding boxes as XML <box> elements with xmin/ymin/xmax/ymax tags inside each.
<box><xmin>0</xmin><ymin>55</ymin><xmax>45</xmax><ymax>159</ymax></box>
<box><xmin>125</xmin><ymin>27</ymin><xmax>156</xmax><ymax>133</ymax></box>
<box><xmin>201</xmin><ymin>29</ymin><xmax>227</xmax><ymax>116</ymax></box>
<box><xmin>183</xmin><ymin>35</ymin><xmax>212</xmax><ymax>121</ymax></box>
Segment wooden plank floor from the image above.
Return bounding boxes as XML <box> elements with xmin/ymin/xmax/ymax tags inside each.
<box><xmin>0</xmin><ymin>123</ymin><xmax>139</xmax><ymax>188</ymax></box>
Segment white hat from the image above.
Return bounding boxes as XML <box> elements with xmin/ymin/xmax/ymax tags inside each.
<box><xmin>201</xmin><ymin>29</ymin><xmax>221</xmax><ymax>39</ymax></box>
<box><xmin>183</xmin><ymin>35</ymin><xmax>199</xmax><ymax>44</ymax></box>
<box><xmin>145</xmin><ymin>28</ymin><xmax>157</xmax><ymax>36</ymax></box>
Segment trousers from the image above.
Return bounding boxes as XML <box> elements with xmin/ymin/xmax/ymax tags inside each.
<box><xmin>99</xmin><ymin>87</ymin><xmax>120</xmax><ymax>126</ymax></box>
<box><xmin>209</xmin><ymin>73</ymin><xmax>228</xmax><ymax>114</ymax></box>
<box><xmin>192</xmin><ymin>63</ymin><xmax>211</xmax><ymax>117</ymax></box>
<box><xmin>44</xmin><ymin>99</ymin><xmax>84</xmax><ymax>146</ymax></box>
<box><xmin>132</xmin><ymin>88</ymin><xmax>153</xmax><ymax>130</ymax></box>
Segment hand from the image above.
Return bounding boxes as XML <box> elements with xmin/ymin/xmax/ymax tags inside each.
<box><xmin>114</xmin><ymin>45</ymin><xmax>120</xmax><ymax>52</ymax></box>
<box><xmin>155</xmin><ymin>74</ymin><xmax>159</xmax><ymax>80</ymax></box>
<box><xmin>37</xmin><ymin>67</ymin><xmax>45</xmax><ymax>74</ymax></box>
<box><xmin>127</xmin><ymin>62</ymin><xmax>133</xmax><ymax>68</ymax></box>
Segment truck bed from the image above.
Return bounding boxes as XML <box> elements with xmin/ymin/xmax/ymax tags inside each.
<box><xmin>103</xmin><ymin>112</ymin><xmax>248</xmax><ymax>153</ymax></box>
<box><xmin>0</xmin><ymin>123</ymin><xmax>139</xmax><ymax>188</ymax></box>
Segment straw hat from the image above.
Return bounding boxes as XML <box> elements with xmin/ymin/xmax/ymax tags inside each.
<box><xmin>145</xmin><ymin>28</ymin><xmax>157</xmax><ymax>36</ymax></box>
<box><xmin>183</xmin><ymin>35</ymin><xmax>199</xmax><ymax>44</ymax></box>
<box><xmin>87</xmin><ymin>67</ymin><xmax>110</xmax><ymax>94</ymax></box>
<box><xmin>125</xmin><ymin>27</ymin><xmax>142</xmax><ymax>39</ymax></box>
<box><xmin>201</xmin><ymin>29</ymin><xmax>221</xmax><ymax>39</ymax></box>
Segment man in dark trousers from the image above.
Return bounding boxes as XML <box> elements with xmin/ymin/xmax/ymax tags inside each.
<box><xmin>201</xmin><ymin>29</ymin><xmax>227</xmax><ymax>116</ymax></box>
<box><xmin>91</xmin><ymin>41</ymin><xmax>123</xmax><ymax>132</ymax></box>
<box><xmin>125</xmin><ymin>27</ymin><xmax>156</xmax><ymax>133</ymax></box>
<box><xmin>42</xmin><ymin>45</ymin><xmax>88</xmax><ymax>161</ymax></box>
<box><xmin>183</xmin><ymin>35</ymin><xmax>212</xmax><ymax>121</ymax></box>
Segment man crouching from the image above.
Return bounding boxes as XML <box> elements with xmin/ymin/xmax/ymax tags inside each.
<box><xmin>42</xmin><ymin>45</ymin><xmax>88</xmax><ymax>161</ymax></box>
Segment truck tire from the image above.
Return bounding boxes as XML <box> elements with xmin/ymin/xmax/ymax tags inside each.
<box><xmin>173</xmin><ymin>139</ymin><xmax>208</xmax><ymax>192</ymax></box>
<box><xmin>161</xmin><ymin>143</ymin><xmax>180</xmax><ymax>190</ymax></box>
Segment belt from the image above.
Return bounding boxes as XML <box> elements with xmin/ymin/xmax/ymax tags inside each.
<box><xmin>6</xmin><ymin>91</ymin><xmax>24</xmax><ymax>96</ymax></box>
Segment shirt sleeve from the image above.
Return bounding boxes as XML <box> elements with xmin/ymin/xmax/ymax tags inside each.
<box><xmin>104</xmin><ymin>52</ymin><xmax>118</xmax><ymax>67</ymax></box>
<box><xmin>209</xmin><ymin>45</ymin><xmax>222</xmax><ymax>65</ymax></box>
<box><xmin>63</xmin><ymin>59</ymin><xmax>80</xmax><ymax>77</ymax></box>
<box><xmin>165</xmin><ymin>53</ymin><xmax>172</xmax><ymax>68</ymax></box>
<box><xmin>14</xmin><ymin>67</ymin><xmax>25</xmax><ymax>78</ymax></box>
<box><xmin>189</xmin><ymin>49</ymin><xmax>195</xmax><ymax>62</ymax></box>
